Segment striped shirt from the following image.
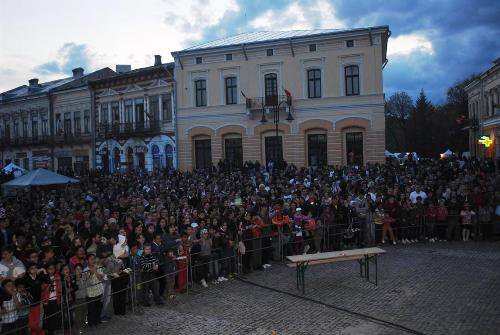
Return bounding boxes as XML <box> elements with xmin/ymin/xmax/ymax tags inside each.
<box><xmin>1</xmin><ymin>298</ymin><xmax>18</xmax><ymax>324</ymax></box>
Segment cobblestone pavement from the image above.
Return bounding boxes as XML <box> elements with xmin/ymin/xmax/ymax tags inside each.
<box><xmin>91</xmin><ymin>241</ymin><xmax>500</xmax><ymax>335</ymax></box>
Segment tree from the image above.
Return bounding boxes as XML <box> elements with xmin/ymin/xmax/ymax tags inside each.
<box><xmin>385</xmin><ymin>92</ymin><xmax>414</xmax><ymax>152</ymax></box>
<box><xmin>411</xmin><ymin>89</ymin><xmax>433</xmax><ymax>156</ymax></box>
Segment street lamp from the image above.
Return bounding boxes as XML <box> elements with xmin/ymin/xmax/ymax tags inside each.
<box><xmin>260</xmin><ymin>97</ymin><xmax>294</xmax><ymax>168</ymax></box>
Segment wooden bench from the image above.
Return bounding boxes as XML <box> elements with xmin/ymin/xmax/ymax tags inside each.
<box><xmin>286</xmin><ymin>247</ymin><xmax>386</xmax><ymax>293</ymax></box>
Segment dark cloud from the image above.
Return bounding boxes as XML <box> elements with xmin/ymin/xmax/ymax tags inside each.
<box><xmin>34</xmin><ymin>42</ymin><xmax>91</xmax><ymax>76</ymax></box>
<box><xmin>334</xmin><ymin>0</ymin><xmax>500</xmax><ymax>102</ymax></box>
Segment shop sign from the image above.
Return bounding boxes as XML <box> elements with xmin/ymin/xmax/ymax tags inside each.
<box><xmin>478</xmin><ymin>136</ymin><xmax>493</xmax><ymax>148</ymax></box>
<box><xmin>32</xmin><ymin>150</ymin><xmax>49</xmax><ymax>157</ymax></box>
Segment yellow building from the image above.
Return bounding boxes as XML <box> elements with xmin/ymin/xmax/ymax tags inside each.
<box><xmin>465</xmin><ymin>58</ymin><xmax>500</xmax><ymax>159</ymax></box>
<box><xmin>172</xmin><ymin>27</ymin><xmax>390</xmax><ymax>170</ymax></box>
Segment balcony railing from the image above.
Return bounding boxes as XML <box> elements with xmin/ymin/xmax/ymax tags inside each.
<box><xmin>54</xmin><ymin>132</ymin><xmax>91</xmax><ymax>144</ymax></box>
<box><xmin>96</xmin><ymin>121</ymin><xmax>161</xmax><ymax>140</ymax></box>
<box><xmin>0</xmin><ymin>135</ymin><xmax>52</xmax><ymax>148</ymax></box>
<box><xmin>245</xmin><ymin>95</ymin><xmax>291</xmax><ymax>111</ymax></box>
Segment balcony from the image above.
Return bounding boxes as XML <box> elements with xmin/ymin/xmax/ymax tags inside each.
<box><xmin>0</xmin><ymin>136</ymin><xmax>52</xmax><ymax>149</ymax></box>
<box><xmin>96</xmin><ymin>121</ymin><xmax>161</xmax><ymax>140</ymax></box>
<box><xmin>54</xmin><ymin>132</ymin><xmax>91</xmax><ymax>145</ymax></box>
<box><xmin>245</xmin><ymin>95</ymin><xmax>291</xmax><ymax>111</ymax></box>
<box><xmin>245</xmin><ymin>95</ymin><xmax>292</xmax><ymax>120</ymax></box>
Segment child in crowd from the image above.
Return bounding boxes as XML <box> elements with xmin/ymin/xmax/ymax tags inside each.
<box><xmin>460</xmin><ymin>203</ymin><xmax>475</xmax><ymax>242</ymax></box>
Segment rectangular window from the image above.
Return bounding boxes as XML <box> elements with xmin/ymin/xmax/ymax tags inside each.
<box><xmin>345</xmin><ymin>65</ymin><xmax>360</xmax><ymax>96</ymax></box>
<box><xmin>55</xmin><ymin>114</ymin><xmax>62</xmax><ymax>133</ymax></box>
<box><xmin>4</xmin><ymin>123</ymin><xmax>10</xmax><ymax>139</ymax></box>
<box><xmin>162</xmin><ymin>95</ymin><xmax>172</xmax><ymax>122</ymax></box>
<box><xmin>309</xmin><ymin>44</ymin><xmax>317</xmax><ymax>52</ymax></box>
<box><xmin>124</xmin><ymin>100</ymin><xmax>133</xmax><ymax>122</ymax></box>
<box><xmin>149</xmin><ymin>96</ymin><xmax>159</xmax><ymax>121</ymax></box>
<box><xmin>308</xmin><ymin>134</ymin><xmax>327</xmax><ymax>167</ymax></box>
<box><xmin>196</xmin><ymin>57</ymin><xmax>202</xmax><ymax>64</ymax></box>
<box><xmin>194</xmin><ymin>138</ymin><xmax>212</xmax><ymax>169</ymax></box>
<box><xmin>307</xmin><ymin>69</ymin><xmax>322</xmax><ymax>98</ymax></box>
<box><xmin>346</xmin><ymin>40</ymin><xmax>354</xmax><ymax>48</ymax></box>
<box><xmin>31</xmin><ymin>120</ymin><xmax>38</xmax><ymax>139</ymax></box>
<box><xmin>83</xmin><ymin>110</ymin><xmax>90</xmax><ymax>133</ymax></box>
<box><xmin>264</xmin><ymin>73</ymin><xmax>278</xmax><ymax>106</ymax></box>
<box><xmin>74</xmin><ymin>111</ymin><xmax>81</xmax><ymax>134</ymax></box>
<box><xmin>111</xmin><ymin>102</ymin><xmax>120</xmax><ymax>123</ymax></box>
<box><xmin>195</xmin><ymin>79</ymin><xmax>207</xmax><ymax>107</ymax></box>
<box><xmin>101</xmin><ymin>104</ymin><xmax>108</xmax><ymax>124</ymax></box>
<box><xmin>135</xmin><ymin>98</ymin><xmax>144</xmax><ymax>124</ymax></box>
<box><xmin>266</xmin><ymin>48</ymin><xmax>274</xmax><ymax>56</ymax></box>
<box><xmin>41</xmin><ymin>119</ymin><xmax>48</xmax><ymax>136</ymax></box>
<box><xmin>22</xmin><ymin>118</ymin><xmax>29</xmax><ymax>137</ymax></box>
<box><xmin>224</xmin><ymin>137</ymin><xmax>243</xmax><ymax>169</ymax></box>
<box><xmin>64</xmin><ymin>112</ymin><xmax>72</xmax><ymax>135</ymax></box>
<box><xmin>225</xmin><ymin>53</ymin><xmax>232</xmax><ymax>61</ymax></box>
<box><xmin>225</xmin><ymin>76</ymin><xmax>237</xmax><ymax>105</ymax></box>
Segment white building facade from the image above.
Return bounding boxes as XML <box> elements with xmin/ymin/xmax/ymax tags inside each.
<box><xmin>90</xmin><ymin>56</ymin><xmax>176</xmax><ymax>172</ymax></box>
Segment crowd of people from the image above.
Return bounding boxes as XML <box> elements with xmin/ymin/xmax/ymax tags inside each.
<box><xmin>0</xmin><ymin>156</ymin><xmax>498</xmax><ymax>334</ymax></box>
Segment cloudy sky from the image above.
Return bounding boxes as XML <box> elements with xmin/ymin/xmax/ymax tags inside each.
<box><xmin>0</xmin><ymin>0</ymin><xmax>499</xmax><ymax>102</ymax></box>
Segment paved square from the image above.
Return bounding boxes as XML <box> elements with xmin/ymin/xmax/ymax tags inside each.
<box><xmin>93</xmin><ymin>242</ymin><xmax>500</xmax><ymax>335</ymax></box>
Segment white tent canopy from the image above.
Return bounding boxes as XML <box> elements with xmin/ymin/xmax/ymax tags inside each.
<box><xmin>441</xmin><ymin>149</ymin><xmax>454</xmax><ymax>158</ymax></box>
<box><xmin>1</xmin><ymin>163</ymin><xmax>26</xmax><ymax>177</ymax></box>
<box><xmin>384</xmin><ymin>150</ymin><xmax>395</xmax><ymax>157</ymax></box>
<box><xmin>2</xmin><ymin>168</ymin><xmax>79</xmax><ymax>190</ymax></box>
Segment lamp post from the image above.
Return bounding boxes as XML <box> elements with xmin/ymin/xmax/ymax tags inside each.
<box><xmin>260</xmin><ymin>97</ymin><xmax>294</xmax><ymax>169</ymax></box>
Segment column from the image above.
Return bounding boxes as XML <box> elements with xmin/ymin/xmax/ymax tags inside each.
<box><xmin>144</xmin><ymin>95</ymin><xmax>149</xmax><ymax>128</ymax></box>
<box><xmin>158</xmin><ymin>95</ymin><xmax>163</xmax><ymax>122</ymax></box>
<box><xmin>119</xmin><ymin>99</ymin><xmax>124</xmax><ymax>123</ymax></box>
<box><xmin>97</xmin><ymin>104</ymin><xmax>101</xmax><ymax>123</ymax></box>
<box><xmin>132</xmin><ymin>99</ymin><xmax>136</xmax><ymax>127</ymax></box>
<box><xmin>108</xmin><ymin>102</ymin><xmax>112</xmax><ymax>123</ymax></box>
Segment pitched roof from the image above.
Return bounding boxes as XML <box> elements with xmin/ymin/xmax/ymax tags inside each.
<box><xmin>175</xmin><ymin>26</ymin><xmax>389</xmax><ymax>54</ymax></box>
<box><xmin>51</xmin><ymin>67</ymin><xmax>116</xmax><ymax>92</ymax></box>
<box><xmin>0</xmin><ymin>77</ymin><xmax>74</xmax><ymax>102</ymax></box>
<box><xmin>88</xmin><ymin>62</ymin><xmax>174</xmax><ymax>86</ymax></box>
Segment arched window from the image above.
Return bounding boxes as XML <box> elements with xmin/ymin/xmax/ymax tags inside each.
<box><xmin>113</xmin><ymin>147</ymin><xmax>120</xmax><ymax>172</ymax></box>
<box><xmin>307</xmin><ymin>69</ymin><xmax>321</xmax><ymax>98</ymax></box>
<box><xmin>345</xmin><ymin>65</ymin><xmax>359</xmax><ymax>96</ymax></box>
<box><xmin>126</xmin><ymin>147</ymin><xmax>134</xmax><ymax>171</ymax></box>
<box><xmin>165</xmin><ymin>144</ymin><xmax>174</xmax><ymax>168</ymax></box>
<box><xmin>152</xmin><ymin>145</ymin><xmax>161</xmax><ymax>170</ymax></box>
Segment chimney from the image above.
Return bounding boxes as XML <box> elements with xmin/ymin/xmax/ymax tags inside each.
<box><xmin>154</xmin><ymin>55</ymin><xmax>162</xmax><ymax>66</ymax></box>
<box><xmin>29</xmin><ymin>78</ymin><xmax>39</xmax><ymax>87</ymax></box>
<box><xmin>72</xmin><ymin>67</ymin><xmax>84</xmax><ymax>78</ymax></box>
<box><xmin>116</xmin><ymin>65</ymin><xmax>132</xmax><ymax>74</ymax></box>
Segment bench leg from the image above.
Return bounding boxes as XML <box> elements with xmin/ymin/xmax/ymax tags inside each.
<box><xmin>296</xmin><ymin>262</ymin><xmax>308</xmax><ymax>294</ymax></box>
<box><xmin>375</xmin><ymin>254</ymin><xmax>378</xmax><ymax>286</ymax></box>
<box><xmin>366</xmin><ymin>255</ymin><xmax>370</xmax><ymax>281</ymax></box>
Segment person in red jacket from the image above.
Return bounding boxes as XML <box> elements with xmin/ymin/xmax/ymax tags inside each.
<box><xmin>41</xmin><ymin>263</ymin><xmax>62</xmax><ymax>335</ymax></box>
<box><xmin>384</xmin><ymin>195</ymin><xmax>400</xmax><ymax>241</ymax></box>
<box><xmin>436</xmin><ymin>200</ymin><xmax>449</xmax><ymax>241</ymax></box>
<box><xmin>425</xmin><ymin>203</ymin><xmax>438</xmax><ymax>242</ymax></box>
